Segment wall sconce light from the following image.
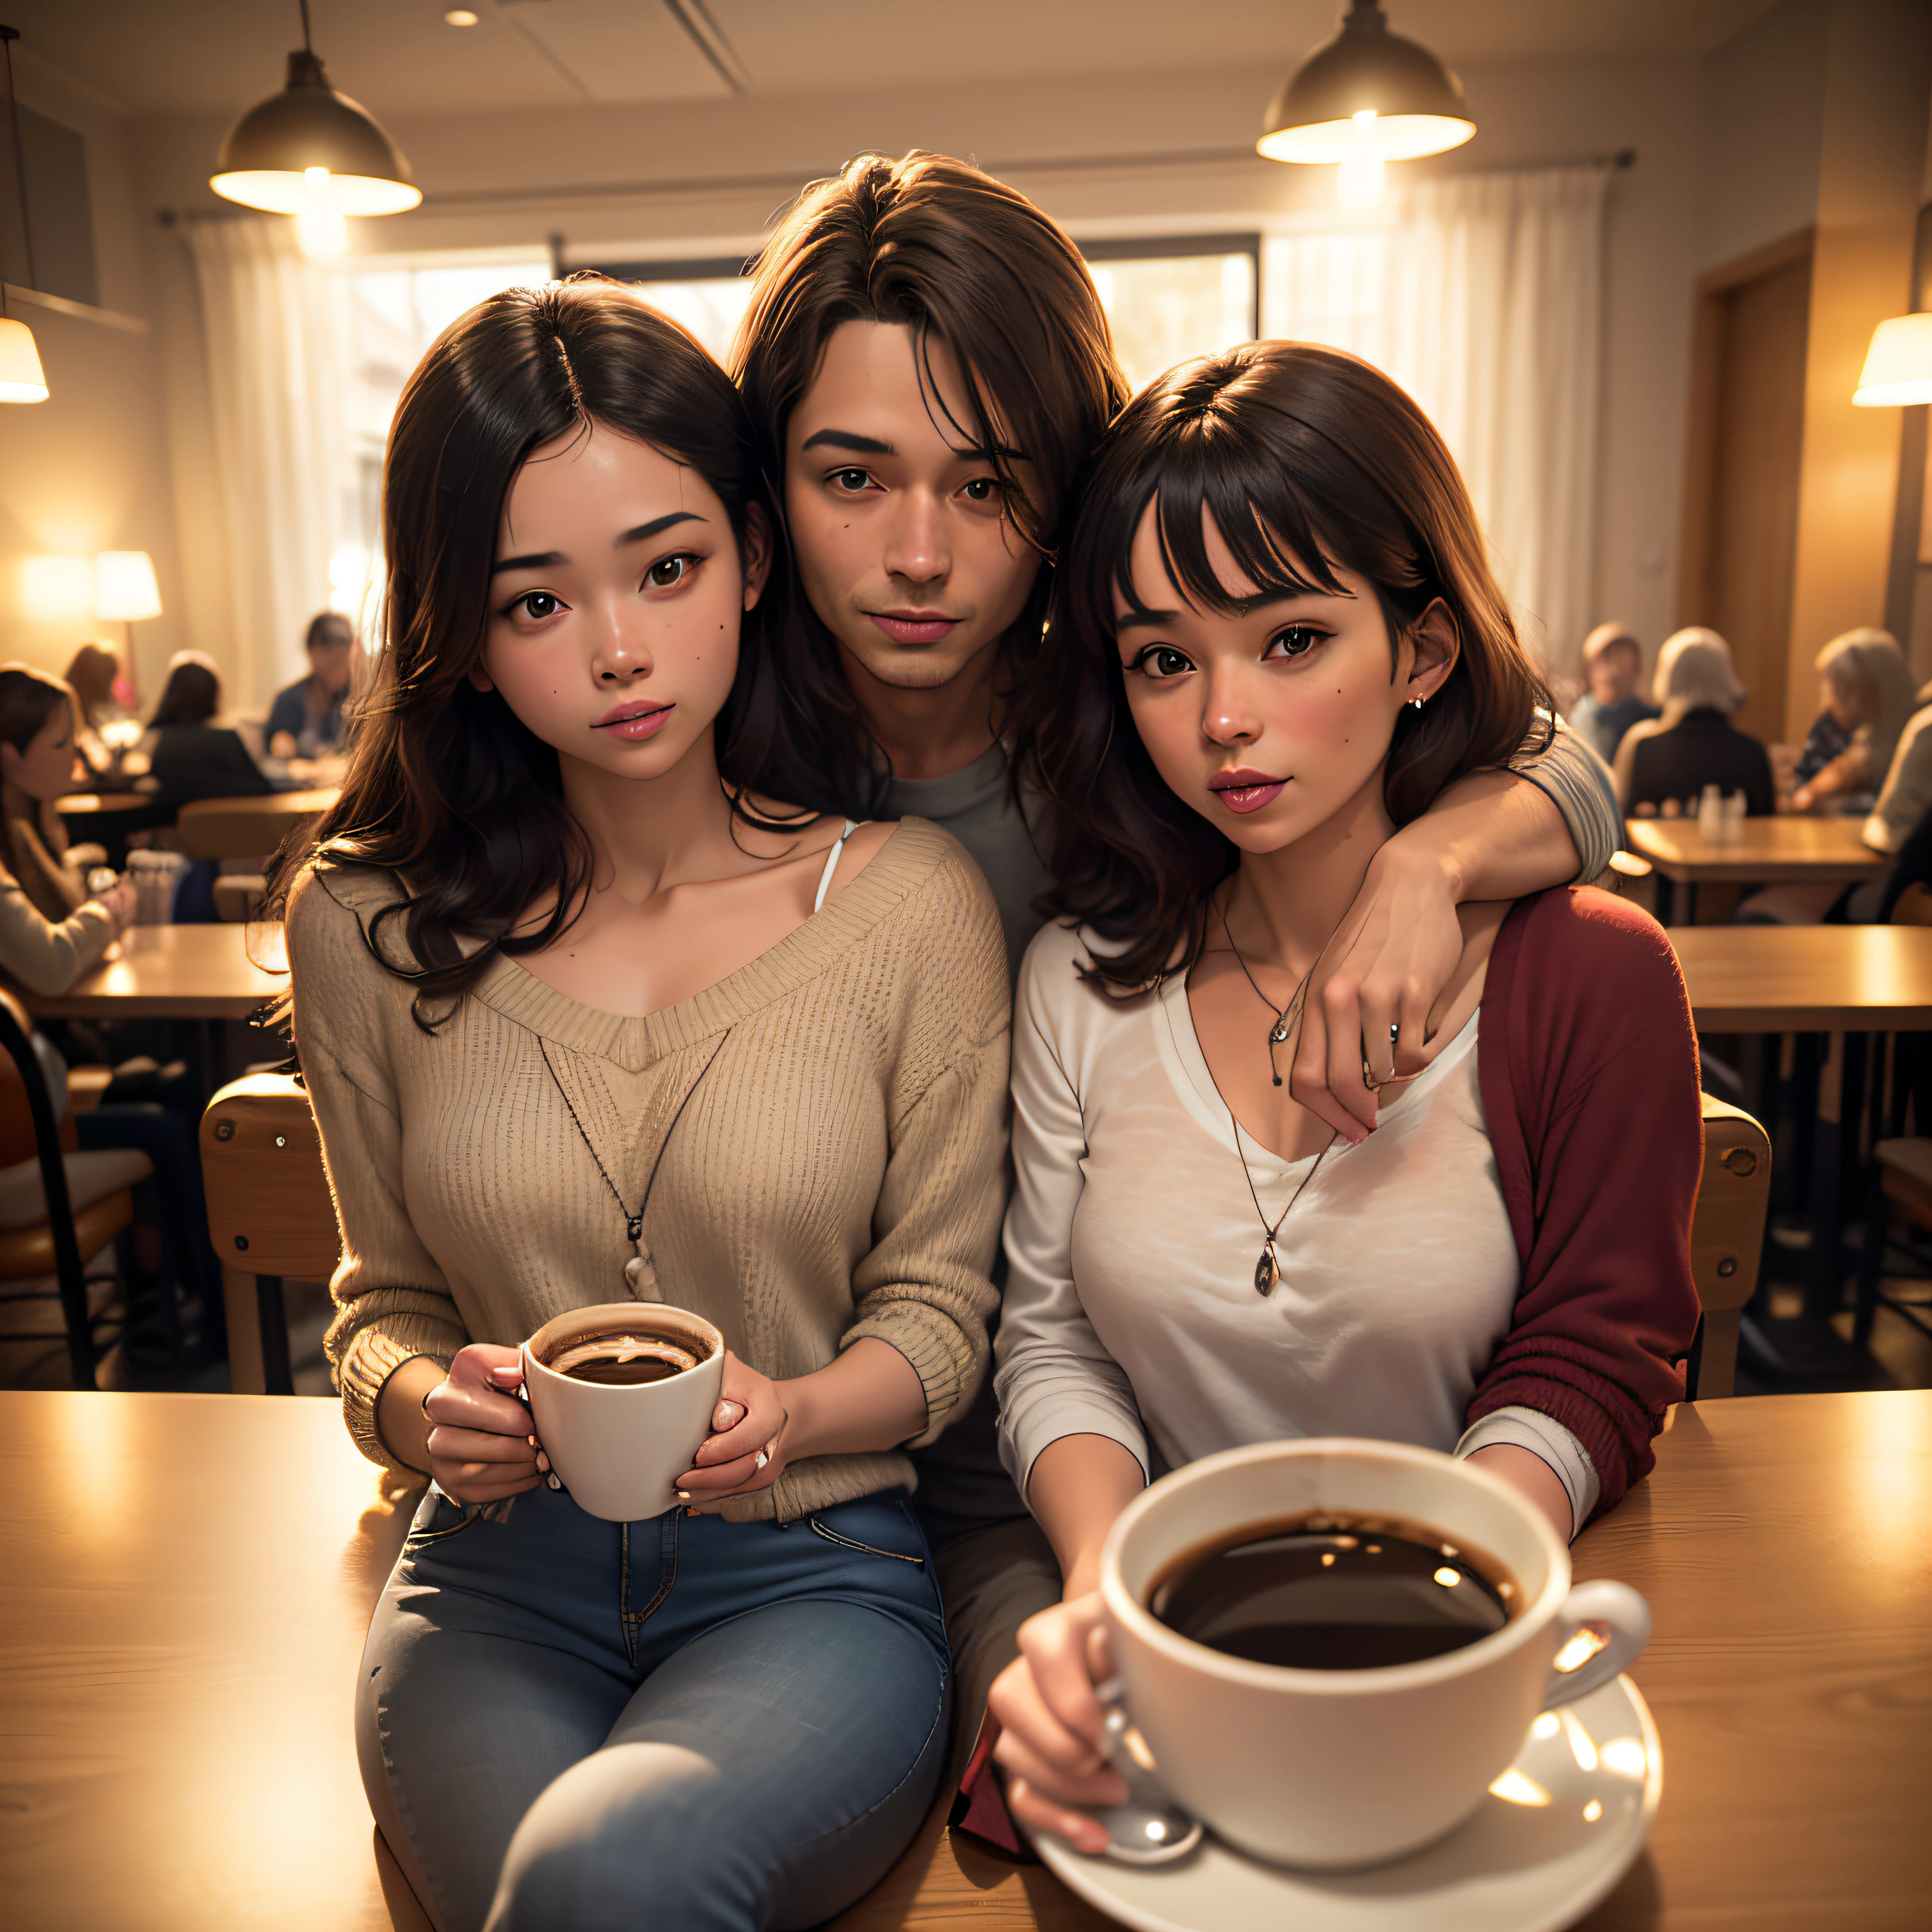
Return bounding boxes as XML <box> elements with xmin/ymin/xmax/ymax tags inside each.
<box><xmin>1257</xmin><ymin>1</ymin><xmax>1475</xmax><ymax>211</ymax></box>
<box><xmin>1853</xmin><ymin>313</ymin><xmax>1932</xmax><ymax>407</ymax></box>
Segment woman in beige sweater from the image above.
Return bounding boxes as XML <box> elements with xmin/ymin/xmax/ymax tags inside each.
<box><xmin>277</xmin><ymin>283</ymin><xmax>1008</xmax><ymax>1932</ymax></box>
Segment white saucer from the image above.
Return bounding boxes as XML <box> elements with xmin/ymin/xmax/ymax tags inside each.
<box><xmin>1031</xmin><ymin>1674</ymin><xmax>1662</xmax><ymax>1932</ymax></box>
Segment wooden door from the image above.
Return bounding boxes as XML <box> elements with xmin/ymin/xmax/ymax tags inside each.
<box><xmin>1678</xmin><ymin>233</ymin><xmax>1815</xmax><ymax>745</ymax></box>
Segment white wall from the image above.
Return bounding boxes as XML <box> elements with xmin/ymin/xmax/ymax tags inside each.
<box><xmin>0</xmin><ymin>51</ymin><xmax>190</xmax><ymax>700</ymax></box>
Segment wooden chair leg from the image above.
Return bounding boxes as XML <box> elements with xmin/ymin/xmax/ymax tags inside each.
<box><xmin>1854</xmin><ymin>1194</ymin><xmax>1892</xmax><ymax>1348</ymax></box>
<box><xmin>1695</xmin><ymin>1309</ymin><xmax>1739</xmax><ymax>1399</ymax></box>
<box><xmin>256</xmin><ymin>1274</ymin><xmax>293</xmax><ymax>1396</ymax></box>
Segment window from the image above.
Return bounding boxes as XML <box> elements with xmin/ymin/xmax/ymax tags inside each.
<box><xmin>1080</xmin><ymin>235</ymin><xmax>1259</xmax><ymax>393</ymax></box>
<box><xmin>577</xmin><ymin>256</ymin><xmax>755</xmax><ymax>366</ymax></box>
<box><xmin>330</xmin><ymin>256</ymin><xmax>552</xmax><ymax>626</ymax></box>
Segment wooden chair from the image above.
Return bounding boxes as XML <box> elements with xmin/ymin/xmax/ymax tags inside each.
<box><xmin>1853</xmin><ymin>1139</ymin><xmax>1932</xmax><ymax>1349</ymax></box>
<box><xmin>1686</xmin><ymin>1091</ymin><xmax>1772</xmax><ymax>1399</ymax></box>
<box><xmin>0</xmin><ymin>988</ymin><xmax>151</xmax><ymax>1387</ymax></box>
<box><xmin>176</xmin><ymin>789</ymin><xmax>337</xmax><ymax>862</ymax></box>
<box><xmin>200</xmin><ymin>1072</ymin><xmax>341</xmax><ymax>1395</ymax></box>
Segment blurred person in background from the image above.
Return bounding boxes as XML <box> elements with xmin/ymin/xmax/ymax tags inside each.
<box><xmin>142</xmin><ymin>652</ymin><xmax>275</xmax><ymax>811</ymax></box>
<box><xmin>1569</xmin><ymin>622</ymin><xmax>1657</xmax><ymax>764</ymax></box>
<box><xmin>0</xmin><ymin>666</ymin><xmax>221</xmax><ymax>1355</ymax></box>
<box><xmin>1789</xmin><ymin>627</ymin><xmax>1915</xmax><ymax>815</ymax></box>
<box><xmin>1861</xmin><ymin>675</ymin><xmax>1932</xmax><ymax>860</ymax></box>
<box><xmin>63</xmin><ymin>643</ymin><xmax>130</xmax><ymax>783</ymax></box>
<box><xmin>1615</xmin><ymin>627</ymin><xmax>1772</xmax><ymax>817</ymax></box>
<box><xmin>266</xmin><ymin>611</ymin><xmax>356</xmax><ymax>759</ymax></box>
<box><xmin>0</xmin><ymin>666</ymin><xmax>135</xmax><ymax>995</ymax></box>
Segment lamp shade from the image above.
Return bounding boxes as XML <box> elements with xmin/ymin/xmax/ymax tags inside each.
<box><xmin>0</xmin><ymin>316</ymin><xmax>48</xmax><ymax>403</ymax></box>
<box><xmin>1258</xmin><ymin>0</ymin><xmax>1476</xmax><ymax>164</ymax></box>
<box><xmin>210</xmin><ymin>50</ymin><xmax>421</xmax><ymax>216</ymax></box>
<box><xmin>1853</xmin><ymin>313</ymin><xmax>1932</xmax><ymax>407</ymax></box>
<box><xmin>95</xmin><ymin>552</ymin><xmax>162</xmax><ymax>622</ymax></box>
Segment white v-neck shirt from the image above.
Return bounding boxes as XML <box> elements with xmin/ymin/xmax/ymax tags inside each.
<box><xmin>994</xmin><ymin>920</ymin><xmax>1598</xmax><ymax>1534</ymax></box>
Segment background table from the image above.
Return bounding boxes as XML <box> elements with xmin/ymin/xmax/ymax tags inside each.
<box><xmin>1671</xmin><ymin>924</ymin><xmax>1932</xmax><ymax>1369</ymax></box>
<box><xmin>1625</xmin><ymin>818</ymin><xmax>1885</xmax><ymax>926</ymax></box>
<box><xmin>1670</xmin><ymin>924</ymin><xmax>1932</xmax><ymax>1032</ymax></box>
<box><xmin>3</xmin><ymin>1389</ymin><xmax>1926</xmax><ymax>1932</ymax></box>
<box><xmin>17</xmin><ymin>922</ymin><xmax>289</xmax><ymax>1021</ymax></box>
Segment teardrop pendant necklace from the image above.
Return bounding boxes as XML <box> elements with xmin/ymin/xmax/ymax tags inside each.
<box><xmin>1212</xmin><ymin>895</ymin><xmax>1338</xmax><ymax>1296</ymax></box>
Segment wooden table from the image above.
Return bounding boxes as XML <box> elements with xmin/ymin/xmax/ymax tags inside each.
<box><xmin>1672</xmin><ymin>925</ymin><xmax>1932</xmax><ymax>1363</ymax></box>
<box><xmin>3</xmin><ymin>1389</ymin><xmax>1926</xmax><ymax>1932</ymax></box>
<box><xmin>16</xmin><ymin>922</ymin><xmax>288</xmax><ymax>1021</ymax></box>
<box><xmin>1671</xmin><ymin>924</ymin><xmax>1932</xmax><ymax>1032</ymax></box>
<box><xmin>55</xmin><ymin>791</ymin><xmax>155</xmax><ymax>818</ymax></box>
<box><xmin>1625</xmin><ymin>818</ymin><xmax>1884</xmax><ymax>926</ymax></box>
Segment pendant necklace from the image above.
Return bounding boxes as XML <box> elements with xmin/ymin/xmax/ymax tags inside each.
<box><xmin>540</xmin><ymin>1034</ymin><xmax>726</xmax><ymax>1291</ymax></box>
<box><xmin>1212</xmin><ymin>895</ymin><xmax>1338</xmax><ymax>1296</ymax></box>
<box><xmin>1215</xmin><ymin>895</ymin><xmax>1310</xmax><ymax>1089</ymax></box>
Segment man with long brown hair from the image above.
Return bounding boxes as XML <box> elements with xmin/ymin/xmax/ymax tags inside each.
<box><xmin>729</xmin><ymin>149</ymin><xmax>1622</xmax><ymax>1761</ymax></box>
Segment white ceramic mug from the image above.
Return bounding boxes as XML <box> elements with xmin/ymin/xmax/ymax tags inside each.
<box><xmin>1099</xmin><ymin>1437</ymin><xmax>1650</xmax><ymax>1870</ymax></box>
<box><xmin>520</xmin><ymin>1302</ymin><xmax>726</xmax><ymax>1523</ymax></box>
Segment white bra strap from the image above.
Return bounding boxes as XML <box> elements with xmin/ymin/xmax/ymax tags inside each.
<box><xmin>813</xmin><ymin>818</ymin><xmax>863</xmax><ymax>913</ymax></box>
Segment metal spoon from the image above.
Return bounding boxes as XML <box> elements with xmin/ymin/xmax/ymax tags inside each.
<box><xmin>1088</xmin><ymin>1677</ymin><xmax>1204</xmax><ymax>1865</ymax></box>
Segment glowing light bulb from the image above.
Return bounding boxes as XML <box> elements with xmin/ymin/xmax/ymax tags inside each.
<box><xmin>297</xmin><ymin>209</ymin><xmax>349</xmax><ymax>258</ymax></box>
<box><xmin>1337</xmin><ymin>110</ymin><xmax>1385</xmax><ymax>209</ymax></box>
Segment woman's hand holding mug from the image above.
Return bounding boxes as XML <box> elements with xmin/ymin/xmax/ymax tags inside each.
<box><xmin>422</xmin><ymin>1343</ymin><xmax>543</xmax><ymax>1503</ymax></box>
<box><xmin>674</xmin><ymin>1349</ymin><xmax>784</xmax><ymax>1505</ymax></box>
<box><xmin>987</xmin><ymin>1595</ymin><xmax>1127</xmax><ymax>1855</ymax></box>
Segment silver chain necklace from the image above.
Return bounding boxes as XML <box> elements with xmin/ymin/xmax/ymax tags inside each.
<box><xmin>1211</xmin><ymin>895</ymin><xmax>1339</xmax><ymax>1296</ymax></box>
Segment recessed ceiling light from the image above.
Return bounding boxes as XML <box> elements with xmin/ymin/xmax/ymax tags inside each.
<box><xmin>445</xmin><ymin>8</ymin><xmax>479</xmax><ymax>23</ymax></box>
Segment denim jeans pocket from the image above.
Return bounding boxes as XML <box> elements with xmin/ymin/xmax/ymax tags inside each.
<box><xmin>401</xmin><ymin>1487</ymin><xmax>480</xmax><ymax>1550</ymax></box>
<box><xmin>806</xmin><ymin>1495</ymin><xmax>928</xmax><ymax>1567</ymax></box>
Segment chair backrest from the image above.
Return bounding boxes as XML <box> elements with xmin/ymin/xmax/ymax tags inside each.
<box><xmin>200</xmin><ymin>1072</ymin><xmax>341</xmax><ymax>1279</ymax></box>
<box><xmin>1688</xmin><ymin>1091</ymin><xmax>1772</xmax><ymax>1399</ymax></box>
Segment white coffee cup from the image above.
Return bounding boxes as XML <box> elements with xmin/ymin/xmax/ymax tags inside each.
<box><xmin>521</xmin><ymin>1302</ymin><xmax>726</xmax><ymax>1522</ymax></box>
<box><xmin>1099</xmin><ymin>1436</ymin><xmax>1650</xmax><ymax>1870</ymax></box>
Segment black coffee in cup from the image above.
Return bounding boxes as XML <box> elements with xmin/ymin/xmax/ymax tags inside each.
<box><xmin>1149</xmin><ymin>1511</ymin><xmax>1519</xmax><ymax>1670</ymax></box>
<box><xmin>543</xmin><ymin>1331</ymin><xmax>700</xmax><ymax>1386</ymax></box>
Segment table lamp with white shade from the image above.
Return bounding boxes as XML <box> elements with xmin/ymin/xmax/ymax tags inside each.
<box><xmin>94</xmin><ymin>551</ymin><xmax>161</xmax><ymax>708</ymax></box>
<box><xmin>1853</xmin><ymin>314</ymin><xmax>1932</xmax><ymax>408</ymax></box>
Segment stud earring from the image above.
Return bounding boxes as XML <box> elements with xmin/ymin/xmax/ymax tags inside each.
<box><xmin>1409</xmin><ymin>695</ymin><xmax>1426</xmax><ymax>710</ymax></box>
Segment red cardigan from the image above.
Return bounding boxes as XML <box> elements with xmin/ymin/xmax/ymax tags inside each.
<box><xmin>1469</xmin><ymin>885</ymin><xmax>1703</xmax><ymax>1519</ymax></box>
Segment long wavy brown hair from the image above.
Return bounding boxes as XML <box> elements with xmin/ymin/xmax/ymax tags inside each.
<box><xmin>262</xmin><ymin>277</ymin><xmax>810</xmax><ymax>1029</ymax></box>
<box><xmin>1027</xmin><ymin>341</ymin><xmax>1553</xmax><ymax>991</ymax></box>
<box><xmin>730</xmin><ymin>150</ymin><xmax>1128</xmax><ymax>811</ymax></box>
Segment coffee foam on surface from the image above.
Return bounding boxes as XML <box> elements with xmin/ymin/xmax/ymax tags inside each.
<box><xmin>546</xmin><ymin>1334</ymin><xmax>700</xmax><ymax>1377</ymax></box>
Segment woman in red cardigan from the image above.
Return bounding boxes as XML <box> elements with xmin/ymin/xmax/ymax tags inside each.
<box><xmin>984</xmin><ymin>341</ymin><xmax>1701</xmax><ymax>1853</ymax></box>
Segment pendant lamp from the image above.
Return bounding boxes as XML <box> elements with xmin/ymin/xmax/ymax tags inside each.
<box><xmin>1258</xmin><ymin>1</ymin><xmax>1476</xmax><ymax>178</ymax></box>
<box><xmin>0</xmin><ymin>23</ymin><xmax>47</xmax><ymax>403</ymax></box>
<box><xmin>210</xmin><ymin>0</ymin><xmax>420</xmax><ymax>218</ymax></box>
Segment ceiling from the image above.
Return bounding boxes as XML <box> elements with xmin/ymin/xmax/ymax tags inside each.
<box><xmin>8</xmin><ymin>1</ymin><xmax>1783</xmax><ymax>121</ymax></box>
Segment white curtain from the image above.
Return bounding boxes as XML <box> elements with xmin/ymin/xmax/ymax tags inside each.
<box><xmin>1262</xmin><ymin>165</ymin><xmax>1611</xmax><ymax>671</ymax></box>
<box><xmin>183</xmin><ymin>217</ymin><xmax>350</xmax><ymax>712</ymax></box>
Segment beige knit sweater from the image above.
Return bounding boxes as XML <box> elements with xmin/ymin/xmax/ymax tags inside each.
<box><xmin>287</xmin><ymin>819</ymin><xmax>1011</xmax><ymax>1524</ymax></box>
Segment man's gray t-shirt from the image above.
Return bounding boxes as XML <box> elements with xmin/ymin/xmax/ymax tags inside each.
<box><xmin>883</xmin><ymin>741</ymin><xmax>1053</xmax><ymax>984</ymax></box>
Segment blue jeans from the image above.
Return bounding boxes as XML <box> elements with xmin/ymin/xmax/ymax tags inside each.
<box><xmin>358</xmin><ymin>1483</ymin><xmax>951</xmax><ymax>1932</ymax></box>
